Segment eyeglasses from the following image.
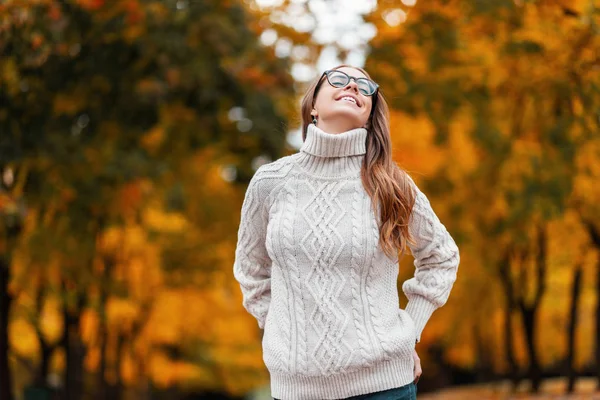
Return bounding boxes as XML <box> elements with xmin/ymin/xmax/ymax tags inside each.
<box><xmin>314</xmin><ymin>69</ymin><xmax>379</xmax><ymax>97</ymax></box>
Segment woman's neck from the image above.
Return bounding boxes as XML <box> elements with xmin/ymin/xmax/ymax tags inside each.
<box><xmin>313</xmin><ymin>119</ymin><xmax>363</xmax><ymax>135</ymax></box>
<box><xmin>293</xmin><ymin>123</ymin><xmax>368</xmax><ymax>178</ymax></box>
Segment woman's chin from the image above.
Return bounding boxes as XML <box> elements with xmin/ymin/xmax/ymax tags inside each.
<box><xmin>326</xmin><ymin>109</ymin><xmax>365</xmax><ymax>127</ymax></box>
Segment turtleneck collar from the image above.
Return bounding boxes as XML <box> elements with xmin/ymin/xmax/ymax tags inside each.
<box><xmin>293</xmin><ymin>123</ymin><xmax>368</xmax><ymax>178</ymax></box>
<box><xmin>300</xmin><ymin>123</ymin><xmax>367</xmax><ymax>158</ymax></box>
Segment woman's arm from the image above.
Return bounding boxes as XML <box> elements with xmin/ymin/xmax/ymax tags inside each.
<box><xmin>402</xmin><ymin>176</ymin><xmax>460</xmax><ymax>343</ymax></box>
<box><xmin>233</xmin><ymin>167</ymin><xmax>272</xmax><ymax>329</ymax></box>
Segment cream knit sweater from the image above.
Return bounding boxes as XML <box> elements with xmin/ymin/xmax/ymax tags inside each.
<box><xmin>233</xmin><ymin>123</ymin><xmax>460</xmax><ymax>400</ymax></box>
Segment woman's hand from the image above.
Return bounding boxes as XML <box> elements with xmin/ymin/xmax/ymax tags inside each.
<box><xmin>412</xmin><ymin>348</ymin><xmax>422</xmax><ymax>384</ymax></box>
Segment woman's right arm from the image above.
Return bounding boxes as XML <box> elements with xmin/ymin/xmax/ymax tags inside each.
<box><xmin>233</xmin><ymin>167</ymin><xmax>272</xmax><ymax>329</ymax></box>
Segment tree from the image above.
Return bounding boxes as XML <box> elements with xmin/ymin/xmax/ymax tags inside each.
<box><xmin>366</xmin><ymin>0</ymin><xmax>600</xmax><ymax>392</ymax></box>
<box><xmin>1</xmin><ymin>0</ymin><xmax>295</xmax><ymax>397</ymax></box>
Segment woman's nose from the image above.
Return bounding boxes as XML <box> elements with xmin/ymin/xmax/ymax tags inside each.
<box><xmin>345</xmin><ymin>79</ymin><xmax>359</xmax><ymax>92</ymax></box>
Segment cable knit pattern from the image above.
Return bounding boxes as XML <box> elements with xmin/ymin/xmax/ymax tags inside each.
<box><xmin>365</xmin><ymin>216</ymin><xmax>393</xmax><ymax>360</ymax></box>
<box><xmin>350</xmin><ymin>185</ymin><xmax>374</xmax><ymax>368</ymax></box>
<box><xmin>269</xmin><ymin>188</ymin><xmax>292</xmax><ymax>373</ymax></box>
<box><xmin>233</xmin><ymin>123</ymin><xmax>460</xmax><ymax>400</ymax></box>
<box><xmin>301</xmin><ymin>180</ymin><xmax>354</xmax><ymax>376</ymax></box>
<box><xmin>281</xmin><ymin>180</ymin><xmax>308</xmax><ymax>374</ymax></box>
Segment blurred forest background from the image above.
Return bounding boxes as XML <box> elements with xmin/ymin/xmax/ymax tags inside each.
<box><xmin>1</xmin><ymin>0</ymin><xmax>599</xmax><ymax>399</ymax></box>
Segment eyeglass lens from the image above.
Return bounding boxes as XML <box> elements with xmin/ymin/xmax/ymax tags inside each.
<box><xmin>326</xmin><ymin>70</ymin><xmax>377</xmax><ymax>96</ymax></box>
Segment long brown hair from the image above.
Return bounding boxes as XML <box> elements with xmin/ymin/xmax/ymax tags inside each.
<box><xmin>300</xmin><ymin>64</ymin><xmax>416</xmax><ymax>259</ymax></box>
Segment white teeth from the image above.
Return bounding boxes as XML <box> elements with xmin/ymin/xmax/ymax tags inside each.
<box><xmin>340</xmin><ymin>96</ymin><xmax>357</xmax><ymax>105</ymax></box>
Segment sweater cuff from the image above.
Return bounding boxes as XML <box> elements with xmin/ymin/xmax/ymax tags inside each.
<box><xmin>405</xmin><ymin>295</ymin><xmax>437</xmax><ymax>343</ymax></box>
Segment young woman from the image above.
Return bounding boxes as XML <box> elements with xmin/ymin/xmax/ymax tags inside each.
<box><xmin>233</xmin><ymin>65</ymin><xmax>460</xmax><ymax>400</ymax></box>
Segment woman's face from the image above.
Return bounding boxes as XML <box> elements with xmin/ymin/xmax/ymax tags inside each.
<box><xmin>311</xmin><ymin>67</ymin><xmax>373</xmax><ymax>132</ymax></box>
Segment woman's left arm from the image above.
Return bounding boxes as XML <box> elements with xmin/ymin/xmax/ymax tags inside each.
<box><xmin>402</xmin><ymin>176</ymin><xmax>460</xmax><ymax>343</ymax></box>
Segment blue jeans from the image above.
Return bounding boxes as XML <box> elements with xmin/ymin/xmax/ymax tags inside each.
<box><xmin>273</xmin><ymin>381</ymin><xmax>417</xmax><ymax>400</ymax></box>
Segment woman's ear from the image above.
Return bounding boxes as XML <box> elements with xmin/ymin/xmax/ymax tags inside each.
<box><xmin>310</xmin><ymin>108</ymin><xmax>318</xmax><ymax>118</ymax></box>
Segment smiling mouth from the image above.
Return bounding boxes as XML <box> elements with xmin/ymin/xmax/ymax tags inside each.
<box><xmin>337</xmin><ymin>96</ymin><xmax>360</xmax><ymax>107</ymax></box>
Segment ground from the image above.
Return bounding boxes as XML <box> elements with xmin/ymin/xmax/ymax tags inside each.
<box><xmin>420</xmin><ymin>378</ymin><xmax>600</xmax><ymax>399</ymax></box>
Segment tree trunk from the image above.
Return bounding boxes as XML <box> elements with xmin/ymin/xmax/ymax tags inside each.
<box><xmin>96</xmin><ymin>292</ymin><xmax>108</xmax><ymax>399</ymax></box>
<box><xmin>584</xmin><ymin>221</ymin><xmax>600</xmax><ymax>390</ymax></box>
<box><xmin>516</xmin><ymin>224</ymin><xmax>547</xmax><ymax>393</ymax></box>
<box><xmin>33</xmin><ymin>281</ymin><xmax>56</xmax><ymax>388</ymax></box>
<box><xmin>473</xmin><ymin>322</ymin><xmax>493</xmax><ymax>381</ymax></box>
<box><xmin>37</xmin><ymin>340</ymin><xmax>52</xmax><ymax>386</ymax></box>
<box><xmin>503</xmin><ymin>303</ymin><xmax>520</xmax><ymax>390</ymax></box>
<box><xmin>34</xmin><ymin>322</ymin><xmax>54</xmax><ymax>390</ymax></box>
<box><xmin>131</xmin><ymin>304</ymin><xmax>153</xmax><ymax>400</ymax></box>
<box><xmin>520</xmin><ymin>306</ymin><xmax>542</xmax><ymax>392</ymax></box>
<box><xmin>498</xmin><ymin>248</ymin><xmax>520</xmax><ymax>390</ymax></box>
<box><xmin>566</xmin><ymin>264</ymin><xmax>582</xmax><ymax>393</ymax></box>
<box><xmin>0</xmin><ymin>258</ymin><xmax>13</xmax><ymax>400</ymax></box>
<box><xmin>0</xmin><ymin>197</ymin><xmax>22</xmax><ymax>400</ymax></box>
<box><xmin>97</xmin><ymin>254</ymin><xmax>115</xmax><ymax>400</ymax></box>
<box><xmin>597</xmin><ymin>250</ymin><xmax>600</xmax><ymax>392</ymax></box>
<box><xmin>63</xmin><ymin>312</ymin><xmax>84</xmax><ymax>400</ymax></box>
<box><xmin>61</xmin><ymin>286</ymin><xmax>86</xmax><ymax>400</ymax></box>
<box><xmin>107</xmin><ymin>333</ymin><xmax>126</xmax><ymax>400</ymax></box>
<box><xmin>97</xmin><ymin>323</ymin><xmax>108</xmax><ymax>400</ymax></box>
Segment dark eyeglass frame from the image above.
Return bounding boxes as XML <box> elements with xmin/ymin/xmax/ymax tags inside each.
<box><xmin>314</xmin><ymin>69</ymin><xmax>380</xmax><ymax>97</ymax></box>
<box><xmin>313</xmin><ymin>69</ymin><xmax>379</xmax><ymax>119</ymax></box>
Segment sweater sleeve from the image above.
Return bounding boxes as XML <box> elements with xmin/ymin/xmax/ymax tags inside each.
<box><xmin>233</xmin><ymin>167</ymin><xmax>272</xmax><ymax>329</ymax></box>
<box><xmin>402</xmin><ymin>177</ymin><xmax>460</xmax><ymax>343</ymax></box>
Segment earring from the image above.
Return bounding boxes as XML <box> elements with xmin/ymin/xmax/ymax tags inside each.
<box><xmin>312</xmin><ymin>116</ymin><xmax>317</xmax><ymax>125</ymax></box>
